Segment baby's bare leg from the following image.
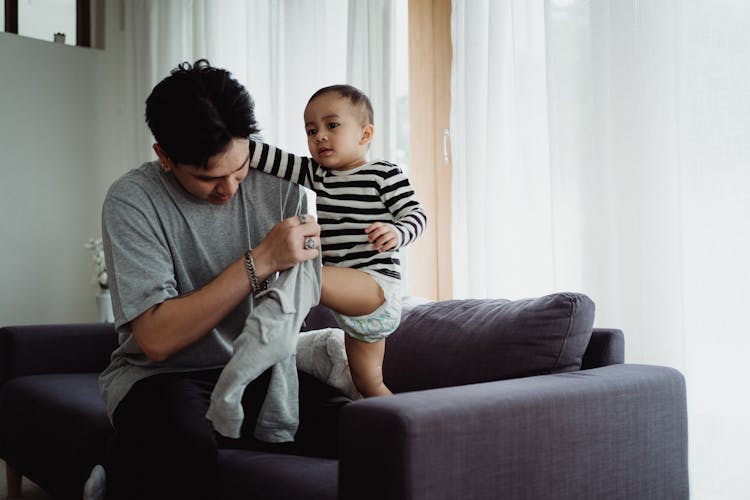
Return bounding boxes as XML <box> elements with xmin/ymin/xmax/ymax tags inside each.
<box><xmin>321</xmin><ymin>266</ymin><xmax>392</xmax><ymax>397</ymax></box>
<box><xmin>321</xmin><ymin>266</ymin><xmax>384</xmax><ymax>316</ymax></box>
<box><xmin>345</xmin><ymin>335</ymin><xmax>392</xmax><ymax>397</ymax></box>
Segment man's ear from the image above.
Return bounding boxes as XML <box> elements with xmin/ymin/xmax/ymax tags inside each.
<box><xmin>359</xmin><ymin>124</ymin><xmax>375</xmax><ymax>146</ymax></box>
<box><xmin>153</xmin><ymin>144</ymin><xmax>172</xmax><ymax>172</ymax></box>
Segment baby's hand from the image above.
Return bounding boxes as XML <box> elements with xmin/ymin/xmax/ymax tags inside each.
<box><xmin>365</xmin><ymin>222</ymin><xmax>398</xmax><ymax>253</ymax></box>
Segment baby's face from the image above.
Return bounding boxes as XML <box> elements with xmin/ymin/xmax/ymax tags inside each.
<box><xmin>304</xmin><ymin>92</ymin><xmax>373</xmax><ymax>170</ymax></box>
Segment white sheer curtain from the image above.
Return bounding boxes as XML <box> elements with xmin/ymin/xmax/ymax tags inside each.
<box><xmin>122</xmin><ymin>0</ymin><xmax>395</xmax><ymax>164</ymax></box>
<box><xmin>451</xmin><ymin>1</ymin><xmax>750</xmax><ymax>498</ymax></box>
<box><xmin>346</xmin><ymin>0</ymin><xmax>396</xmax><ymax>162</ymax></box>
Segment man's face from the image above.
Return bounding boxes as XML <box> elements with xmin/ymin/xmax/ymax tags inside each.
<box><xmin>156</xmin><ymin>137</ymin><xmax>250</xmax><ymax>205</ymax></box>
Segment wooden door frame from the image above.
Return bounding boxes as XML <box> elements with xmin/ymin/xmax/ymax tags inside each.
<box><xmin>408</xmin><ymin>0</ymin><xmax>453</xmax><ymax>300</ymax></box>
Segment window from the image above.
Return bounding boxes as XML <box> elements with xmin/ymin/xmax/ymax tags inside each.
<box><xmin>394</xmin><ymin>0</ymin><xmax>410</xmax><ymax>170</ymax></box>
<box><xmin>19</xmin><ymin>0</ymin><xmax>76</xmax><ymax>44</ymax></box>
<box><xmin>3</xmin><ymin>0</ymin><xmax>97</xmax><ymax>47</ymax></box>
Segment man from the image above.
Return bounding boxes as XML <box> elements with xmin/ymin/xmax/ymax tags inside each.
<box><xmin>85</xmin><ymin>60</ymin><xmax>344</xmax><ymax>500</ymax></box>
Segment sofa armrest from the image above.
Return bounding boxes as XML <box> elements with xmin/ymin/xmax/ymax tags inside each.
<box><xmin>339</xmin><ymin>364</ymin><xmax>688</xmax><ymax>500</ymax></box>
<box><xmin>0</xmin><ymin>323</ymin><xmax>117</xmax><ymax>383</ymax></box>
<box><xmin>581</xmin><ymin>328</ymin><xmax>624</xmax><ymax>369</ymax></box>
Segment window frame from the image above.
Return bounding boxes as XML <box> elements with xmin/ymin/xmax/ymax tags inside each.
<box><xmin>408</xmin><ymin>0</ymin><xmax>453</xmax><ymax>300</ymax></box>
<box><xmin>4</xmin><ymin>0</ymin><xmax>92</xmax><ymax>47</ymax></box>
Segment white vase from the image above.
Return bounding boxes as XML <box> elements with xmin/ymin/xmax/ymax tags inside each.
<box><xmin>96</xmin><ymin>290</ymin><xmax>114</xmax><ymax>323</ymax></box>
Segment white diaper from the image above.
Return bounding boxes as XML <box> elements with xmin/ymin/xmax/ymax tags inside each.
<box><xmin>332</xmin><ymin>272</ymin><xmax>402</xmax><ymax>343</ymax></box>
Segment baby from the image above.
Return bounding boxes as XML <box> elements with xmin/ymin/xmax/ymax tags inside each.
<box><xmin>249</xmin><ymin>84</ymin><xmax>426</xmax><ymax>397</ymax></box>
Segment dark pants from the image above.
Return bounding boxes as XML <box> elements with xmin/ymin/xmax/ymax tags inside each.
<box><xmin>104</xmin><ymin>368</ymin><xmax>347</xmax><ymax>500</ymax></box>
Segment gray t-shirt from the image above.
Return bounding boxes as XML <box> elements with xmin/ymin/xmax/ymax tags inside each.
<box><xmin>98</xmin><ymin>160</ymin><xmax>303</xmax><ymax>420</ymax></box>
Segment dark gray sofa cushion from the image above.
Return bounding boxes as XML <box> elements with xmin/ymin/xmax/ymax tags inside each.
<box><xmin>382</xmin><ymin>292</ymin><xmax>595</xmax><ymax>393</ymax></box>
<box><xmin>217</xmin><ymin>449</ymin><xmax>337</xmax><ymax>500</ymax></box>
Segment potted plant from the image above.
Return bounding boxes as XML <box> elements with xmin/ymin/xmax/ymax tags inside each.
<box><xmin>85</xmin><ymin>237</ymin><xmax>113</xmax><ymax>322</ymax></box>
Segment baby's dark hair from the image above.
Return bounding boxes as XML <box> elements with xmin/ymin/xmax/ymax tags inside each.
<box><xmin>145</xmin><ymin>59</ymin><xmax>260</xmax><ymax>168</ymax></box>
<box><xmin>308</xmin><ymin>84</ymin><xmax>374</xmax><ymax>126</ymax></box>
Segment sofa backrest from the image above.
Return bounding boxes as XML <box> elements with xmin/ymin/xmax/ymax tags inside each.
<box><xmin>0</xmin><ymin>323</ymin><xmax>117</xmax><ymax>383</ymax></box>
<box><xmin>305</xmin><ymin>293</ymin><xmax>596</xmax><ymax>393</ymax></box>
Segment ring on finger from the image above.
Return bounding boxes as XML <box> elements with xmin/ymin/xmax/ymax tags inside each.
<box><xmin>304</xmin><ymin>237</ymin><xmax>316</xmax><ymax>250</ymax></box>
<box><xmin>299</xmin><ymin>214</ymin><xmax>308</xmax><ymax>224</ymax></box>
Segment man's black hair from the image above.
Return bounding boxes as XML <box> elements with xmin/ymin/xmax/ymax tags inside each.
<box><xmin>145</xmin><ymin>59</ymin><xmax>260</xmax><ymax>168</ymax></box>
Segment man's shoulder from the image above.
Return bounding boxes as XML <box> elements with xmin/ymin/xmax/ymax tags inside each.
<box><xmin>104</xmin><ymin>161</ymin><xmax>165</xmax><ymax>209</ymax></box>
<box><xmin>243</xmin><ymin>169</ymin><xmax>304</xmax><ymax>219</ymax></box>
<box><xmin>108</xmin><ymin>161</ymin><xmax>161</xmax><ymax>193</ymax></box>
<box><xmin>245</xmin><ymin>167</ymin><xmax>301</xmax><ymax>193</ymax></box>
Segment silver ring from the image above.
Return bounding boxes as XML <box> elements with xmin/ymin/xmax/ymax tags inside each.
<box><xmin>304</xmin><ymin>237</ymin><xmax>316</xmax><ymax>250</ymax></box>
<box><xmin>299</xmin><ymin>214</ymin><xmax>308</xmax><ymax>224</ymax></box>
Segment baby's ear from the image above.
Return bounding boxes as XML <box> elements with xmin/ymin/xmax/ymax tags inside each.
<box><xmin>360</xmin><ymin>123</ymin><xmax>375</xmax><ymax>145</ymax></box>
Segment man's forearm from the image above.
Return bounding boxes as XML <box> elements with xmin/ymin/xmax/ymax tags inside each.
<box><xmin>131</xmin><ymin>256</ymin><xmax>267</xmax><ymax>361</ymax></box>
<box><xmin>129</xmin><ymin>215</ymin><xmax>317</xmax><ymax>362</ymax></box>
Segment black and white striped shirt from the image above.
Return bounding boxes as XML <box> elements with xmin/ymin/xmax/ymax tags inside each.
<box><xmin>249</xmin><ymin>141</ymin><xmax>427</xmax><ymax>280</ymax></box>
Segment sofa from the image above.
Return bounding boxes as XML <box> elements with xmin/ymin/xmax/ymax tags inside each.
<box><xmin>0</xmin><ymin>293</ymin><xmax>689</xmax><ymax>499</ymax></box>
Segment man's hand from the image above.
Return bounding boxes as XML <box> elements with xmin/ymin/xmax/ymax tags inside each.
<box><xmin>130</xmin><ymin>213</ymin><xmax>320</xmax><ymax>362</ymax></box>
<box><xmin>365</xmin><ymin>222</ymin><xmax>399</xmax><ymax>253</ymax></box>
<box><xmin>251</xmin><ymin>214</ymin><xmax>321</xmax><ymax>280</ymax></box>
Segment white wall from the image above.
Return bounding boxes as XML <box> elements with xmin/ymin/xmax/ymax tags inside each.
<box><xmin>0</xmin><ymin>2</ymin><xmax>132</xmax><ymax>325</ymax></box>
